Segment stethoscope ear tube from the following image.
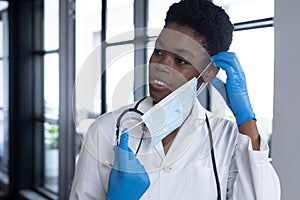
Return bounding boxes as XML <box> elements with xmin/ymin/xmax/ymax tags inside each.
<box><xmin>205</xmin><ymin>114</ymin><xmax>221</xmax><ymax>200</ymax></box>
<box><xmin>115</xmin><ymin>96</ymin><xmax>147</xmax><ymax>146</ymax></box>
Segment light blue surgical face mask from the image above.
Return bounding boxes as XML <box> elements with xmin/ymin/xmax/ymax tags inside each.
<box><xmin>141</xmin><ymin>61</ymin><xmax>212</xmax><ymax>147</ymax></box>
<box><xmin>142</xmin><ymin>77</ymin><xmax>197</xmax><ymax>147</ymax></box>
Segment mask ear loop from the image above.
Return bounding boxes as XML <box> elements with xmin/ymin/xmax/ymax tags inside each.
<box><xmin>196</xmin><ymin>60</ymin><xmax>213</xmax><ymax>96</ymax></box>
<box><xmin>197</xmin><ymin>82</ymin><xmax>208</xmax><ymax>96</ymax></box>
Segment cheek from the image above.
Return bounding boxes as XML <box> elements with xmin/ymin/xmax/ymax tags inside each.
<box><xmin>149</xmin><ymin>54</ymin><xmax>159</xmax><ymax>65</ymax></box>
<box><xmin>148</xmin><ymin>57</ymin><xmax>159</xmax><ymax>74</ymax></box>
<box><xmin>178</xmin><ymin>68</ymin><xmax>200</xmax><ymax>82</ymax></box>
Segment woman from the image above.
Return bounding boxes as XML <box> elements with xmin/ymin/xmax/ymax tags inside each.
<box><xmin>70</xmin><ymin>0</ymin><xmax>280</xmax><ymax>199</ymax></box>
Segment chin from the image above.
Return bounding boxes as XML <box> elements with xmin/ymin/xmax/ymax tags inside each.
<box><xmin>149</xmin><ymin>88</ymin><xmax>170</xmax><ymax>103</ymax></box>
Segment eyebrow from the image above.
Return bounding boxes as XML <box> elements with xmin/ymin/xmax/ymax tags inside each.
<box><xmin>156</xmin><ymin>38</ymin><xmax>196</xmax><ymax>59</ymax></box>
<box><xmin>156</xmin><ymin>38</ymin><xmax>164</xmax><ymax>47</ymax></box>
<box><xmin>174</xmin><ymin>48</ymin><xmax>196</xmax><ymax>59</ymax></box>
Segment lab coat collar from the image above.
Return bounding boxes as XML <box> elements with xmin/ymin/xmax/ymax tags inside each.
<box><xmin>162</xmin><ymin>98</ymin><xmax>210</xmax><ymax>164</ymax></box>
<box><xmin>190</xmin><ymin>97</ymin><xmax>208</xmax><ymax>121</ymax></box>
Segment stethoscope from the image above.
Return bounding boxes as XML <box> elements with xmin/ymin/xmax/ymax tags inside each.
<box><xmin>115</xmin><ymin>96</ymin><xmax>221</xmax><ymax>200</ymax></box>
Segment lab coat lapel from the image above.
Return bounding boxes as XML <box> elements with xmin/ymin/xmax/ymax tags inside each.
<box><xmin>162</xmin><ymin>99</ymin><xmax>208</xmax><ymax>166</ymax></box>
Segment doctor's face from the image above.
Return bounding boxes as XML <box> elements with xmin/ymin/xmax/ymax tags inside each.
<box><xmin>149</xmin><ymin>22</ymin><xmax>211</xmax><ymax>103</ymax></box>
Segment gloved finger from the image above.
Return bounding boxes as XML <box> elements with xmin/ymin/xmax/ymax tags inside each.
<box><xmin>120</xmin><ymin>128</ymin><xmax>136</xmax><ymax>161</ymax></box>
<box><xmin>211</xmin><ymin>77</ymin><xmax>229</xmax><ymax>105</ymax></box>
<box><xmin>119</xmin><ymin>128</ymin><xmax>129</xmax><ymax>151</ymax></box>
<box><xmin>117</xmin><ymin>151</ymin><xmax>146</xmax><ymax>173</ymax></box>
<box><xmin>211</xmin><ymin>52</ymin><xmax>244</xmax><ymax>75</ymax></box>
<box><xmin>113</xmin><ymin>145</ymin><xmax>136</xmax><ymax>173</ymax></box>
<box><xmin>212</xmin><ymin>60</ymin><xmax>236</xmax><ymax>80</ymax></box>
<box><xmin>212</xmin><ymin>60</ymin><xmax>234</xmax><ymax>73</ymax></box>
<box><xmin>212</xmin><ymin>59</ymin><xmax>246</xmax><ymax>82</ymax></box>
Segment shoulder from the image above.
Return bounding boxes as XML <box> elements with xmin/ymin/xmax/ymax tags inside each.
<box><xmin>201</xmin><ymin>109</ymin><xmax>240</xmax><ymax>149</ymax></box>
<box><xmin>192</xmin><ymin>99</ymin><xmax>239</xmax><ymax>137</ymax></box>
<box><xmin>207</xmin><ymin>112</ymin><xmax>238</xmax><ymax>135</ymax></box>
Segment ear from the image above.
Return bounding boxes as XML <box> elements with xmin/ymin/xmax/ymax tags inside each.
<box><xmin>202</xmin><ymin>64</ymin><xmax>219</xmax><ymax>82</ymax></box>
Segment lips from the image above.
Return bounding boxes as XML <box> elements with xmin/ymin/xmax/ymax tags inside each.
<box><xmin>149</xmin><ymin>78</ymin><xmax>171</xmax><ymax>90</ymax></box>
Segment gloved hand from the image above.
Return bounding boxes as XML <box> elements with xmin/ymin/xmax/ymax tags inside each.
<box><xmin>211</xmin><ymin>52</ymin><xmax>255</xmax><ymax>125</ymax></box>
<box><xmin>106</xmin><ymin>129</ymin><xmax>150</xmax><ymax>200</ymax></box>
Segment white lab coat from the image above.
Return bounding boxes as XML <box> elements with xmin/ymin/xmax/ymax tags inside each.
<box><xmin>70</xmin><ymin>96</ymin><xmax>281</xmax><ymax>200</ymax></box>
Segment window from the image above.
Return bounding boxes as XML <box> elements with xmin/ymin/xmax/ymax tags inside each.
<box><xmin>43</xmin><ymin>0</ymin><xmax>60</xmax><ymax>192</ymax></box>
<box><xmin>33</xmin><ymin>0</ymin><xmax>60</xmax><ymax>195</ymax></box>
<box><xmin>148</xmin><ymin>0</ymin><xmax>178</xmax><ymax>31</ymax></box>
<box><xmin>74</xmin><ymin>0</ymin><xmax>158</xmax><ymax>168</ymax></box>
<box><xmin>0</xmin><ymin>0</ymin><xmax>9</xmax><ymax>191</ymax></box>
<box><xmin>106</xmin><ymin>0</ymin><xmax>134</xmax><ymax>42</ymax></box>
<box><xmin>105</xmin><ymin>44</ymin><xmax>135</xmax><ymax>111</ymax></box>
<box><xmin>75</xmin><ymin>0</ymin><xmax>102</xmax><ymax>157</ymax></box>
<box><xmin>75</xmin><ymin>0</ymin><xmax>136</xmax><ymax>140</ymax></box>
<box><xmin>211</xmin><ymin>0</ymin><xmax>274</xmax><ymax>143</ymax></box>
<box><xmin>213</xmin><ymin>0</ymin><xmax>274</xmax><ymax>24</ymax></box>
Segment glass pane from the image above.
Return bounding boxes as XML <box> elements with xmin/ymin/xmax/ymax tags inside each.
<box><xmin>44</xmin><ymin>0</ymin><xmax>59</xmax><ymax>51</ymax></box>
<box><xmin>106</xmin><ymin>44</ymin><xmax>134</xmax><ymax>111</ymax></box>
<box><xmin>75</xmin><ymin>0</ymin><xmax>101</xmax><ymax>76</ymax></box>
<box><xmin>213</xmin><ymin>0</ymin><xmax>274</xmax><ymax>23</ymax></box>
<box><xmin>75</xmin><ymin>0</ymin><xmax>102</xmax><ymax>163</ymax></box>
<box><xmin>0</xmin><ymin>20</ymin><xmax>3</xmax><ymax>58</ymax></box>
<box><xmin>211</xmin><ymin>27</ymin><xmax>274</xmax><ymax>142</ymax></box>
<box><xmin>44</xmin><ymin>53</ymin><xmax>59</xmax><ymax>119</ymax></box>
<box><xmin>0</xmin><ymin>2</ymin><xmax>9</xmax><ymax>186</ymax></box>
<box><xmin>0</xmin><ymin>2</ymin><xmax>8</xmax><ymax>12</ymax></box>
<box><xmin>74</xmin><ymin>45</ymin><xmax>101</xmax><ymax>139</ymax></box>
<box><xmin>148</xmin><ymin>0</ymin><xmax>178</xmax><ymax>36</ymax></box>
<box><xmin>0</xmin><ymin>60</ymin><xmax>3</xmax><ymax>107</ymax></box>
<box><xmin>106</xmin><ymin>0</ymin><xmax>134</xmax><ymax>42</ymax></box>
<box><xmin>0</xmin><ymin>111</ymin><xmax>8</xmax><ymax>171</ymax></box>
<box><xmin>43</xmin><ymin>121</ymin><xmax>59</xmax><ymax>192</ymax></box>
<box><xmin>0</xmin><ymin>60</ymin><xmax>7</xmax><ymax>111</ymax></box>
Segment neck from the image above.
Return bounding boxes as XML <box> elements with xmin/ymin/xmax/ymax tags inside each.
<box><xmin>162</xmin><ymin>128</ymin><xmax>179</xmax><ymax>154</ymax></box>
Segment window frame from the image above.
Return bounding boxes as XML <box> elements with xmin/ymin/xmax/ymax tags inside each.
<box><xmin>100</xmin><ymin>0</ymin><xmax>152</xmax><ymax>113</ymax></box>
<box><xmin>0</xmin><ymin>5</ymin><xmax>9</xmax><ymax>194</ymax></box>
<box><xmin>31</xmin><ymin>0</ymin><xmax>76</xmax><ymax>199</ymax></box>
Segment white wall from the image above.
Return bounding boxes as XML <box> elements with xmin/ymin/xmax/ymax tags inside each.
<box><xmin>272</xmin><ymin>0</ymin><xmax>300</xmax><ymax>199</ymax></box>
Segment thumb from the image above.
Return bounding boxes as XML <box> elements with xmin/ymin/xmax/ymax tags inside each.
<box><xmin>119</xmin><ymin>128</ymin><xmax>129</xmax><ymax>151</ymax></box>
<box><xmin>211</xmin><ymin>77</ymin><xmax>229</xmax><ymax>105</ymax></box>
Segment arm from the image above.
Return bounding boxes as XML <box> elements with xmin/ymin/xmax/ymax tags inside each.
<box><xmin>211</xmin><ymin>52</ymin><xmax>281</xmax><ymax>199</ymax></box>
<box><xmin>227</xmin><ymin>134</ymin><xmax>281</xmax><ymax>200</ymax></box>
<box><xmin>211</xmin><ymin>52</ymin><xmax>259</xmax><ymax>150</ymax></box>
<box><xmin>238</xmin><ymin>120</ymin><xmax>260</xmax><ymax>150</ymax></box>
<box><xmin>69</xmin><ymin>123</ymin><xmax>106</xmax><ymax>200</ymax></box>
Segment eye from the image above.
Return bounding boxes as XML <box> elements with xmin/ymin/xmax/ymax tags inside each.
<box><xmin>175</xmin><ymin>57</ymin><xmax>190</xmax><ymax>65</ymax></box>
<box><xmin>153</xmin><ymin>48</ymin><xmax>163</xmax><ymax>56</ymax></box>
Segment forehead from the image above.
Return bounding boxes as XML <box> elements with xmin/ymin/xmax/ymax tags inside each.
<box><xmin>156</xmin><ymin>24</ymin><xmax>211</xmax><ymax>68</ymax></box>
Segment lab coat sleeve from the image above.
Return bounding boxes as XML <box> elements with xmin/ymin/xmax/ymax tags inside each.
<box><xmin>69</xmin><ymin>123</ymin><xmax>106</xmax><ymax>200</ymax></box>
<box><xmin>227</xmin><ymin>134</ymin><xmax>281</xmax><ymax>200</ymax></box>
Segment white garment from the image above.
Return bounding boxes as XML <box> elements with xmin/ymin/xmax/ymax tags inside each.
<box><xmin>69</xmin><ymin>96</ymin><xmax>281</xmax><ymax>200</ymax></box>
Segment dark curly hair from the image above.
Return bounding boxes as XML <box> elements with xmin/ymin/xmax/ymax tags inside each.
<box><xmin>165</xmin><ymin>0</ymin><xmax>234</xmax><ymax>56</ymax></box>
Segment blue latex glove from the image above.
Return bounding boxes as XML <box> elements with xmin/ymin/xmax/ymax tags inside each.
<box><xmin>106</xmin><ymin>129</ymin><xmax>150</xmax><ymax>200</ymax></box>
<box><xmin>211</xmin><ymin>52</ymin><xmax>256</xmax><ymax>125</ymax></box>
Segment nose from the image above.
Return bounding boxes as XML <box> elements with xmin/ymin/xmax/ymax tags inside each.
<box><xmin>155</xmin><ymin>64</ymin><xmax>170</xmax><ymax>74</ymax></box>
<box><xmin>155</xmin><ymin>54</ymin><xmax>173</xmax><ymax>74</ymax></box>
